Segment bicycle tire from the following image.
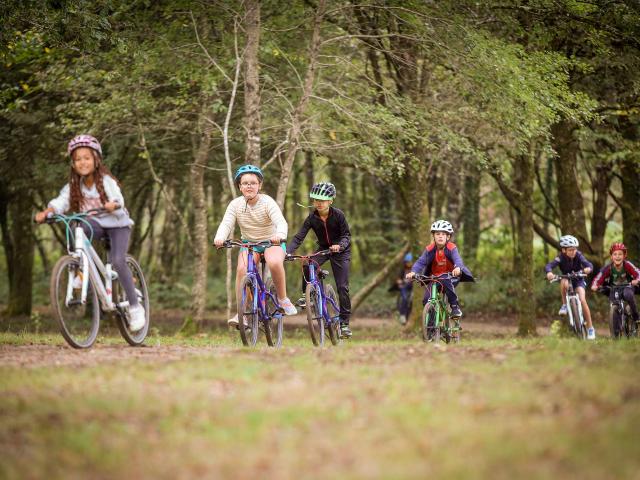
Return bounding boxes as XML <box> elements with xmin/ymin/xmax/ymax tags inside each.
<box><xmin>305</xmin><ymin>283</ymin><xmax>324</xmax><ymax>346</ymax></box>
<box><xmin>114</xmin><ymin>256</ymin><xmax>150</xmax><ymax>346</ymax></box>
<box><xmin>238</xmin><ymin>275</ymin><xmax>259</xmax><ymax>346</ymax></box>
<box><xmin>568</xmin><ymin>298</ymin><xmax>585</xmax><ymax>340</ymax></box>
<box><xmin>609</xmin><ymin>305</ymin><xmax>622</xmax><ymax>339</ymax></box>
<box><xmin>421</xmin><ymin>303</ymin><xmax>439</xmax><ymax>343</ymax></box>
<box><xmin>325</xmin><ymin>284</ymin><xmax>341</xmax><ymax>346</ymax></box>
<box><xmin>264</xmin><ymin>278</ymin><xmax>283</xmax><ymax>348</ymax></box>
<box><xmin>50</xmin><ymin>255</ymin><xmax>100</xmax><ymax>349</ymax></box>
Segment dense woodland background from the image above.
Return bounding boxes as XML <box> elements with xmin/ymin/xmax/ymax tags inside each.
<box><xmin>1</xmin><ymin>0</ymin><xmax>639</xmax><ymax>334</ymax></box>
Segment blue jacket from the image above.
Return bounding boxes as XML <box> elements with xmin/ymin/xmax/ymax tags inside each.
<box><xmin>544</xmin><ymin>251</ymin><xmax>593</xmax><ymax>274</ymax></box>
<box><xmin>411</xmin><ymin>242</ymin><xmax>474</xmax><ymax>282</ymax></box>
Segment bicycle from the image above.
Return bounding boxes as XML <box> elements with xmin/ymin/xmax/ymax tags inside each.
<box><xmin>410</xmin><ymin>273</ymin><xmax>460</xmax><ymax>343</ymax></box>
<box><xmin>40</xmin><ymin>210</ymin><xmax>149</xmax><ymax>349</ymax></box>
<box><xmin>549</xmin><ymin>272</ymin><xmax>588</xmax><ymax>340</ymax></box>
<box><xmin>217</xmin><ymin>239</ymin><xmax>284</xmax><ymax>347</ymax></box>
<box><xmin>602</xmin><ymin>284</ymin><xmax>638</xmax><ymax>339</ymax></box>
<box><xmin>285</xmin><ymin>250</ymin><xmax>341</xmax><ymax>346</ymax></box>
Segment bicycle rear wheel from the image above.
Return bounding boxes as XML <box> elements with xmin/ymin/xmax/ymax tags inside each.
<box><xmin>305</xmin><ymin>283</ymin><xmax>324</xmax><ymax>346</ymax></box>
<box><xmin>325</xmin><ymin>284</ymin><xmax>341</xmax><ymax>346</ymax></box>
<box><xmin>264</xmin><ymin>278</ymin><xmax>283</xmax><ymax>348</ymax></box>
<box><xmin>421</xmin><ymin>303</ymin><xmax>439</xmax><ymax>343</ymax></box>
<box><xmin>114</xmin><ymin>256</ymin><xmax>150</xmax><ymax>346</ymax></box>
<box><xmin>238</xmin><ymin>276</ymin><xmax>259</xmax><ymax>346</ymax></box>
<box><xmin>50</xmin><ymin>255</ymin><xmax>100</xmax><ymax>349</ymax></box>
<box><xmin>568</xmin><ymin>298</ymin><xmax>585</xmax><ymax>340</ymax></box>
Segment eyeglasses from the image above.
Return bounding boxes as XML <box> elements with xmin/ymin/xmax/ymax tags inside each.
<box><xmin>240</xmin><ymin>182</ymin><xmax>260</xmax><ymax>187</ymax></box>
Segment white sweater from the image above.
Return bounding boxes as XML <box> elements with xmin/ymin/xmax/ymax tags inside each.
<box><xmin>214</xmin><ymin>194</ymin><xmax>287</xmax><ymax>242</ymax></box>
<box><xmin>48</xmin><ymin>175</ymin><xmax>134</xmax><ymax>228</ymax></box>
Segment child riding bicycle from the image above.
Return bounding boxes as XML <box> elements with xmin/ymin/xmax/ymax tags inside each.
<box><xmin>406</xmin><ymin>220</ymin><xmax>474</xmax><ymax>318</ymax></box>
<box><xmin>213</xmin><ymin>165</ymin><xmax>297</xmax><ymax>326</ymax></box>
<box><xmin>286</xmin><ymin>182</ymin><xmax>353</xmax><ymax>337</ymax></box>
<box><xmin>34</xmin><ymin>134</ymin><xmax>146</xmax><ymax>332</ymax></box>
<box><xmin>545</xmin><ymin>235</ymin><xmax>595</xmax><ymax>339</ymax></box>
<box><xmin>591</xmin><ymin>242</ymin><xmax>640</xmax><ymax>326</ymax></box>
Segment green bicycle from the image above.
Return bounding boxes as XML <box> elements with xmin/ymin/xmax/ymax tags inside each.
<box><xmin>411</xmin><ymin>273</ymin><xmax>461</xmax><ymax>343</ymax></box>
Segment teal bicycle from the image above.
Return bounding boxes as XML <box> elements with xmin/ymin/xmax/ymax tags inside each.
<box><xmin>411</xmin><ymin>273</ymin><xmax>461</xmax><ymax>343</ymax></box>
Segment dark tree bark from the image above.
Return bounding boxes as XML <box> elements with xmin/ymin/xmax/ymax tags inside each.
<box><xmin>461</xmin><ymin>164</ymin><xmax>481</xmax><ymax>265</ymax></box>
<box><xmin>551</xmin><ymin>120</ymin><xmax>591</xmax><ymax>252</ymax></box>
<box><xmin>620</xmin><ymin>157</ymin><xmax>640</xmax><ymax>263</ymax></box>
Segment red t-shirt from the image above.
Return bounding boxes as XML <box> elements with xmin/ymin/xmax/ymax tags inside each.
<box><xmin>431</xmin><ymin>248</ymin><xmax>454</xmax><ymax>276</ymax></box>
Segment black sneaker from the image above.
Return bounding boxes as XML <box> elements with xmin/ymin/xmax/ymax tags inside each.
<box><xmin>450</xmin><ymin>306</ymin><xmax>462</xmax><ymax>319</ymax></box>
<box><xmin>340</xmin><ymin>324</ymin><xmax>352</xmax><ymax>338</ymax></box>
<box><xmin>296</xmin><ymin>297</ymin><xmax>307</xmax><ymax>308</ymax></box>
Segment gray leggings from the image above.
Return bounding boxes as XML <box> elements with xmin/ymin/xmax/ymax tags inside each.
<box><xmin>81</xmin><ymin>220</ymin><xmax>139</xmax><ymax>307</ymax></box>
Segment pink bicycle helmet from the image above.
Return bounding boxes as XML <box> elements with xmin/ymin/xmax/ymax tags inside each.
<box><xmin>67</xmin><ymin>134</ymin><xmax>102</xmax><ymax>157</ymax></box>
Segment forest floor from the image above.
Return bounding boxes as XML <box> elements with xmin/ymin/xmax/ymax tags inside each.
<box><xmin>1</xmin><ymin>313</ymin><xmax>639</xmax><ymax>479</ymax></box>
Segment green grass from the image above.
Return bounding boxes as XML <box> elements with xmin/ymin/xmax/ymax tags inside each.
<box><xmin>1</xmin><ymin>331</ymin><xmax>640</xmax><ymax>479</ymax></box>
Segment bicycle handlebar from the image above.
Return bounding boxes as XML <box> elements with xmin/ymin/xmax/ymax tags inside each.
<box><xmin>410</xmin><ymin>273</ymin><xmax>454</xmax><ymax>285</ymax></box>
<box><xmin>285</xmin><ymin>249</ymin><xmax>332</xmax><ymax>261</ymax></box>
<box><xmin>549</xmin><ymin>272</ymin><xmax>587</xmax><ymax>283</ymax></box>
<box><xmin>216</xmin><ymin>239</ymin><xmax>285</xmax><ymax>250</ymax></box>
<box><xmin>36</xmin><ymin>208</ymin><xmax>119</xmax><ymax>224</ymax></box>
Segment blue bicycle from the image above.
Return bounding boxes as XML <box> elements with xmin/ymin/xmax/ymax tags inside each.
<box><xmin>219</xmin><ymin>239</ymin><xmax>284</xmax><ymax>347</ymax></box>
<box><xmin>286</xmin><ymin>250</ymin><xmax>341</xmax><ymax>346</ymax></box>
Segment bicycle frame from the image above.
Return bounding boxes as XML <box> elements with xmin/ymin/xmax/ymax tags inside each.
<box><xmin>242</xmin><ymin>245</ymin><xmax>281</xmax><ymax>321</ymax></box>
<box><xmin>303</xmin><ymin>254</ymin><xmax>341</xmax><ymax>327</ymax></box>
<box><xmin>414</xmin><ymin>273</ymin><xmax>460</xmax><ymax>340</ymax></box>
<box><xmin>551</xmin><ymin>272</ymin><xmax>587</xmax><ymax>332</ymax></box>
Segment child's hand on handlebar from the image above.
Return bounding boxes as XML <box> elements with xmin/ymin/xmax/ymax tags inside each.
<box><xmin>546</xmin><ymin>272</ymin><xmax>555</xmax><ymax>281</ymax></box>
<box><xmin>452</xmin><ymin>267</ymin><xmax>461</xmax><ymax>277</ymax></box>
<box><xmin>583</xmin><ymin>267</ymin><xmax>592</xmax><ymax>274</ymax></box>
<box><xmin>214</xmin><ymin>238</ymin><xmax>225</xmax><ymax>248</ymax></box>
<box><xmin>34</xmin><ymin>208</ymin><xmax>54</xmax><ymax>224</ymax></box>
<box><xmin>405</xmin><ymin>272</ymin><xmax>416</xmax><ymax>280</ymax></box>
<box><xmin>633</xmin><ymin>279</ymin><xmax>639</xmax><ymax>287</ymax></box>
<box><xmin>591</xmin><ymin>284</ymin><xmax>598</xmax><ymax>291</ymax></box>
<box><xmin>270</xmin><ymin>236</ymin><xmax>282</xmax><ymax>245</ymax></box>
<box><xmin>329</xmin><ymin>244</ymin><xmax>341</xmax><ymax>253</ymax></box>
<box><xmin>104</xmin><ymin>201</ymin><xmax>119</xmax><ymax>212</ymax></box>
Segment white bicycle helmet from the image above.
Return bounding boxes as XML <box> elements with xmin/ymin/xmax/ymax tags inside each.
<box><xmin>559</xmin><ymin>235</ymin><xmax>579</xmax><ymax>248</ymax></box>
<box><xmin>430</xmin><ymin>219</ymin><xmax>454</xmax><ymax>234</ymax></box>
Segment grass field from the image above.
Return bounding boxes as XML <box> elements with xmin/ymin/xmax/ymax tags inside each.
<box><xmin>1</xmin><ymin>323</ymin><xmax>640</xmax><ymax>479</ymax></box>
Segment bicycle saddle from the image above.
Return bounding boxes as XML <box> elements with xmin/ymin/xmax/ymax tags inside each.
<box><xmin>319</xmin><ymin>269</ymin><xmax>330</xmax><ymax>279</ymax></box>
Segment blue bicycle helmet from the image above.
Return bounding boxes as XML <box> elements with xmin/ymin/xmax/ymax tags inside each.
<box><xmin>234</xmin><ymin>164</ymin><xmax>264</xmax><ymax>185</ymax></box>
<box><xmin>403</xmin><ymin>252</ymin><xmax>413</xmax><ymax>262</ymax></box>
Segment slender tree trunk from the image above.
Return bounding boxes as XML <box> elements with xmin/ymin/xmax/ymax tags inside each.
<box><xmin>620</xmin><ymin>157</ymin><xmax>640</xmax><ymax>263</ymax></box>
<box><xmin>189</xmin><ymin>106</ymin><xmax>214</xmax><ymax>325</ymax></box>
<box><xmin>244</xmin><ymin>0</ymin><xmax>261</xmax><ymax>166</ymax></box>
<box><xmin>590</xmin><ymin>162</ymin><xmax>611</xmax><ymax>261</ymax></box>
<box><xmin>276</xmin><ymin>0</ymin><xmax>326</xmax><ymax>208</ymax></box>
<box><xmin>514</xmin><ymin>151</ymin><xmax>536</xmax><ymax>336</ymax></box>
<box><xmin>551</xmin><ymin>120</ymin><xmax>590</xmax><ymax>251</ymax></box>
<box><xmin>461</xmin><ymin>164</ymin><xmax>481</xmax><ymax>266</ymax></box>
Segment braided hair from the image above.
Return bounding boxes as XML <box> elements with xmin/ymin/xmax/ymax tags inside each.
<box><xmin>68</xmin><ymin>148</ymin><xmax>120</xmax><ymax>212</ymax></box>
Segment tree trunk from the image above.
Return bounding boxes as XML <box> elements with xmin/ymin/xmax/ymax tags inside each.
<box><xmin>189</xmin><ymin>106</ymin><xmax>214</xmax><ymax>325</ymax></box>
<box><xmin>514</xmin><ymin>152</ymin><xmax>536</xmax><ymax>336</ymax></box>
<box><xmin>590</xmin><ymin>162</ymin><xmax>611</xmax><ymax>261</ymax></box>
<box><xmin>275</xmin><ymin>0</ymin><xmax>326</xmax><ymax>208</ymax></box>
<box><xmin>551</xmin><ymin>120</ymin><xmax>591</xmax><ymax>252</ymax></box>
<box><xmin>5</xmin><ymin>193</ymin><xmax>34</xmax><ymax>316</ymax></box>
<box><xmin>461</xmin><ymin>164</ymin><xmax>481</xmax><ymax>265</ymax></box>
<box><xmin>243</xmin><ymin>0</ymin><xmax>261</xmax><ymax>166</ymax></box>
<box><xmin>620</xmin><ymin>157</ymin><xmax>640</xmax><ymax>263</ymax></box>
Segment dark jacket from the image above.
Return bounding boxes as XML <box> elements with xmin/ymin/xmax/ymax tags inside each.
<box><xmin>287</xmin><ymin>207</ymin><xmax>351</xmax><ymax>254</ymax></box>
<box><xmin>411</xmin><ymin>242</ymin><xmax>474</xmax><ymax>282</ymax></box>
<box><xmin>544</xmin><ymin>250</ymin><xmax>593</xmax><ymax>274</ymax></box>
<box><xmin>592</xmin><ymin>260</ymin><xmax>640</xmax><ymax>288</ymax></box>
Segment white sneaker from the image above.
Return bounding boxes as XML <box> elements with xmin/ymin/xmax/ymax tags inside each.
<box><xmin>279</xmin><ymin>297</ymin><xmax>298</xmax><ymax>316</ymax></box>
<box><xmin>587</xmin><ymin>327</ymin><xmax>596</xmax><ymax>340</ymax></box>
<box><xmin>128</xmin><ymin>305</ymin><xmax>146</xmax><ymax>332</ymax></box>
<box><xmin>227</xmin><ymin>314</ymin><xmax>239</xmax><ymax>327</ymax></box>
<box><xmin>558</xmin><ymin>304</ymin><xmax>568</xmax><ymax>316</ymax></box>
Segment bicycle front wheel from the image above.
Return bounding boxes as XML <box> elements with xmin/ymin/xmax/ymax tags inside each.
<box><xmin>609</xmin><ymin>305</ymin><xmax>622</xmax><ymax>339</ymax></box>
<box><xmin>306</xmin><ymin>283</ymin><xmax>324</xmax><ymax>346</ymax></box>
<box><xmin>421</xmin><ymin>303</ymin><xmax>439</xmax><ymax>343</ymax></box>
<box><xmin>264</xmin><ymin>278</ymin><xmax>283</xmax><ymax>348</ymax></box>
<box><xmin>238</xmin><ymin>276</ymin><xmax>259</xmax><ymax>346</ymax></box>
<box><xmin>50</xmin><ymin>255</ymin><xmax>100</xmax><ymax>349</ymax></box>
<box><xmin>114</xmin><ymin>256</ymin><xmax>150</xmax><ymax>346</ymax></box>
<box><xmin>325</xmin><ymin>284</ymin><xmax>341</xmax><ymax>346</ymax></box>
<box><xmin>568</xmin><ymin>298</ymin><xmax>585</xmax><ymax>340</ymax></box>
